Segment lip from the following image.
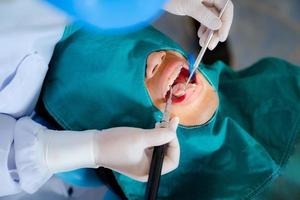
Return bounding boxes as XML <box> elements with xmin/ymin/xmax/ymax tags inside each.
<box><xmin>159</xmin><ymin>60</ymin><xmax>203</xmax><ymax>105</ymax></box>
<box><xmin>175</xmin><ymin>76</ymin><xmax>203</xmax><ymax>105</ymax></box>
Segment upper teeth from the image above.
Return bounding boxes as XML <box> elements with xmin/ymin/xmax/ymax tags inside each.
<box><xmin>163</xmin><ymin>65</ymin><xmax>183</xmax><ymax>97</ymax></box>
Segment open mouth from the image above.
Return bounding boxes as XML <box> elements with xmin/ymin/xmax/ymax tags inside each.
<box><xmin>164</xmin><ymin>66</ymin><xmax>197</xmax><ymax>103</ymax></box>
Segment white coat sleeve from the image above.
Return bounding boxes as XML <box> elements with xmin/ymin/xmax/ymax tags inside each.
<box><xmin>0</xmin><ymin>0</ymin><xmax>68</xmax><ymax>118</ymax></box>
<box><xmin>0</xmin><ymin>115</ymin><xmax>21</xmax><ymax>196</ymax></box>
<box><xmin>0</xmin><ymin>0</ymin><xmax>69</xmax><ymax>196</ymax></box>
<box><xmin>0</xmin><ymin>115</ymin><xmax>52</xmax><ymax>196</ymax></box>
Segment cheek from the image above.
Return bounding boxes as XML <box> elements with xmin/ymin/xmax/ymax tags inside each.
<box><xmin>169</xmin><ymin>87</ymin><xmax>219</xmax><ymax>125</ymax></box>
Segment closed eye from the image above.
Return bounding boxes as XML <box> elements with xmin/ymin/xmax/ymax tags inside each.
<box><xmin>152</xmin><ymin>64</ymin><xmax>159</xmax><ymax>75</ymax></box>
<box><xmin>146</xmin><ymin>51</ymin><xmax>166</xmax><ymax>79</ymax></box>
<box><xmin>149</xmin><ymin>55</ymin><xmax>165</xmax><ymax>77</ymax></box>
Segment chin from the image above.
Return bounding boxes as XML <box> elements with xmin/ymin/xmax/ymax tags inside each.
<box><xmin>171</xmin><ymin>91</ymin><xmax>219</xmax><ymax>126</ymax></box>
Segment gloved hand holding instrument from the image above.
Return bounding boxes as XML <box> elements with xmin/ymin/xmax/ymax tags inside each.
<box><xmin>14</xmin><ymin>117</ymin><xmax>180</xmax><ymax>192</ymax></box>
<box><xmin>164</xmin><ymin>0</ymin><xmax>234</xmax><ymax>50</ymax></box>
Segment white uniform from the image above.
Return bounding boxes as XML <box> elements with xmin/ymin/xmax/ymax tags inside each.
<box><xmin>0</xmin><ymin>0</ymin><xmax>68</xmax><ymax>195</ymax></box>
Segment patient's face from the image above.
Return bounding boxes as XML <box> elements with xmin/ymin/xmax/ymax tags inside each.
<box><xmin>145</xmin><ymin>51</ymin><xmax>219</xmax><ymax>126</ymax></box>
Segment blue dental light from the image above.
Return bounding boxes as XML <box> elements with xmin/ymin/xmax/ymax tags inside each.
<box><xmin>44</xmin><ymin>0</ymin><xmax>167</xmax><ymax>33</ymax></box>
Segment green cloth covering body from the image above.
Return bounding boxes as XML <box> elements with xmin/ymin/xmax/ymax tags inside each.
<box><xmin>42</xmin><ymin>24</ymin><xmax>300</xmax><ymax>199</ymax></box>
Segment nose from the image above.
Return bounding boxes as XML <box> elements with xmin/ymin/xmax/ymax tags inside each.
<box><xmin>146</xmin><ymin>51</ymin><xmax>166</xmax><ymax>79</ymax></box>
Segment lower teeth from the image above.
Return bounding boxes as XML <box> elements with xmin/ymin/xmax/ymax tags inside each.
<box><xmin>172</xmin><ymin>83</ymin><xmax>186</xmax><ymax>97</ymax></box>
<box><xmin>171</xmin><ymin>83</ymin><xmax>197</xmax><ymax>97</ymax></box>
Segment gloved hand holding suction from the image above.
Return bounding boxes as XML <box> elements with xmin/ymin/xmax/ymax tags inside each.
<box><xmin>94</xmin><ymin>117</ymin><xmax>180</xmax><ymax>182</ymax></box>
<box><xmin>15</xmin><ymin>117</ymin><xmax>180</xmax><ymax>184</ymax></box>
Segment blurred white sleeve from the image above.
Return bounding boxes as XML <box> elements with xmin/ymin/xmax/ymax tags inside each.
<box><xmin>0</xmin><ymin>0</ymin><xmax>68</xmax><ymax>118</ymax></box>
<box><xmin>0</xmin><ymin>115</ymin><xmax>21</xmax><ymax>196</ymax></box>
<box><xmin>0</xmin><ymin>115</ymin><xmax>53</xmax><ymax>196</ymax></box>
<box><xmin>0</xmin><ymin>0</ymin><xmax>69</xmax><ymax>196</ymax></box>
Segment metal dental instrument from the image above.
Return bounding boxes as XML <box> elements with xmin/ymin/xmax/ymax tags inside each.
<box><xmin>145</xmin><ymin>88</ymin><xmax>173</xmax><ymax>200</ymax></box>
<box><xmin>185</xmin><ymin>0</ymin><xmax>230</xmax><ymax>87</ymax></box>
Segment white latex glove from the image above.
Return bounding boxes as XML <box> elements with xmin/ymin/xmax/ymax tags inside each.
<box><xmin>164</xmin><ymin>0</ymin><xmax>234</xmax><ymax>50</ymax></box>
<box><xmin>94</xmin><ymin>117</ymin><xmax>180</xmax><ymax>182</ymax></box>
<box><xmin>32</xmin><ymin>117</ymin><xmax>180</xmax><ymax>182</ymax></box>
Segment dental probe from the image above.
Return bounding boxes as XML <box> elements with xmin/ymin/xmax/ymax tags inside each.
<box><xmin>145</xmin><ymin>88</ymin><xmax>173</xmax><ymax>200</ymax></box>
<box><xmin>185</xmin><ymin>0</ymin><xmax>230</xmax><ymax>87</ymax></box>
